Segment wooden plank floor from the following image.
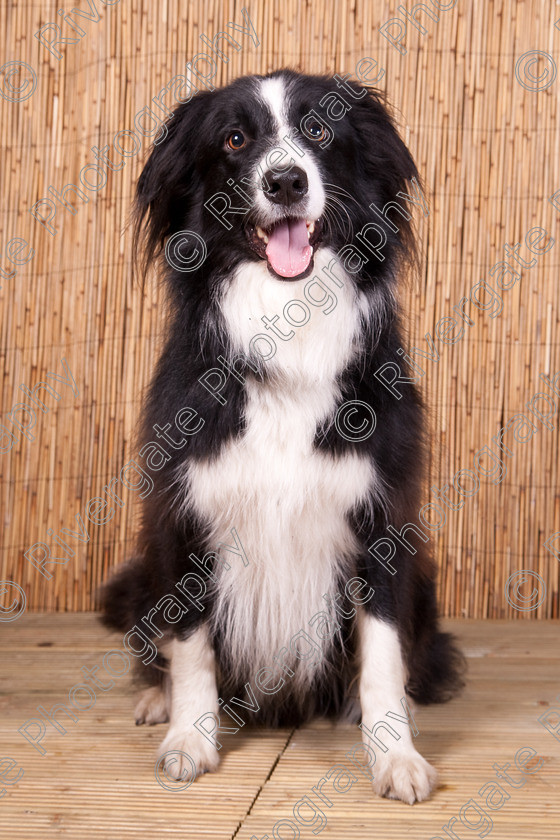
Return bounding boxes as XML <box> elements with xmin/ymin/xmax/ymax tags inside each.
<box><xmin>1</xmin><ymin>616</ymin><xmax>559</xmax><ymax>838</ymax></box>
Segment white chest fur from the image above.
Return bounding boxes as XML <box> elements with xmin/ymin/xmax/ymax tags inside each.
<box><xmin>181</xmin><ymin>251</ymin><xmax>378</xmax><ymax>686</ymax></box>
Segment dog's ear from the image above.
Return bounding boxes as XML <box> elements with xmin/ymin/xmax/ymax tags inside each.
<box><xmin>346</xmin><ymin>83</ymin><xmax>421</xmax><ymax>268</ymax></box>
<box><xmin>132</xmin><ymin>90</ymin><xmax>214</xmax><ymax>281</ymax></box>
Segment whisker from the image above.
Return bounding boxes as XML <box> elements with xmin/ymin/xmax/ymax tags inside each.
<box><xmin>323</xmin><ymin>182</ymin><xmax>361</xmax><ymax>206</ymax></box>
<box><xmin>323</xmin><ymin>189</ymin><xmax>355</xmax><ymax>241</ymax></box>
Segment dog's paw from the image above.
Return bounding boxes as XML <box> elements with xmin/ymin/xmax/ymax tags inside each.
<box><xmin>371</xmin><ymin>747</ymin><xmax>437</xmax><ymax>804</ymax></box>
<box><xmin>135</xmin><ymin>686</ymin><xmax>169</xmax><ymax>725</ymax></box>
<box><xmin>156</xmin><ymin>727</ymin><xmax>220</xmax><ymax>782</ymax></box>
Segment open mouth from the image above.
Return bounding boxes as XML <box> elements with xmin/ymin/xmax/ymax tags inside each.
<box><xmin>246</xmin><ymin>217</ymin><xmax>323</xmax><ymax>280</ymax></box>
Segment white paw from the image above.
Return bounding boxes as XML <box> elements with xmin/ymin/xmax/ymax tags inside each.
<box><xmin>135</xmin><ymin>686</ymin><xmax>169</xmax><ymax>725</ymax></box>
<box><xmin>157</xmin><ymin>727</ymin><xmax>220</xmax><ymax>782</ymax></box>
<box><xmin>371</xmin><ymin>747</ymin><xmax>438</xmax><ymax>804</ymax></box>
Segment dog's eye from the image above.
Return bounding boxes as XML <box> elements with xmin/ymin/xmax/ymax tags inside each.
<box><xmin>306</xmin><ymin>120</ymin><xmax>326</xmax><ymax>141</ymax></box>
<box><xmin>226</xmin><ymin>131</ymin><xmax>247</xmax><ymax>150</ymax></box>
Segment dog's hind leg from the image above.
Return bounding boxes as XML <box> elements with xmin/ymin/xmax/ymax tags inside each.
<box><xmin>135</xmin><ymin>683</ymin><xmax>170</xmax><ymax>725</ymax></box>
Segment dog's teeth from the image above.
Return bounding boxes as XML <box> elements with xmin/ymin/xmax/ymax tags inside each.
<box><xmin>307</xmin><ymin>221</ymin><xmax>315</xmax><ymax>235</ymax></box>
<box><xmin>256</xmin><ymin>226</ymin><xmax>269</xmax><ymax>243</ymax></box>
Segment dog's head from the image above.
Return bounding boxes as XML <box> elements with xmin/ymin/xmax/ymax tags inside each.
<box><xmin>134</xmin><ymin>69</ymin><xmax>419</xmax><ymax>290</ymax></box>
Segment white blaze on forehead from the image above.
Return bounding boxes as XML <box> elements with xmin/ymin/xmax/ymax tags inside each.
<box><xmin>254</xmin><ymin>75</ymin><xmax>326</xmax><ymax>224</ymax></box>
<box><xmin>259</xmin><ymin>76</ymin><xmax>289</xmax><ymax>135</ymax></box>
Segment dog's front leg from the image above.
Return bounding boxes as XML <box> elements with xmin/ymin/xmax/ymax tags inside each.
<box><xmin>358</xmin><ymin>609</ymin><xmax>437</xmax><ymax>803</ymax></box>
<box><xmin>157</xmin><ymin>623</ymin><xmax>221</xmax><ymax>780</ymax></box>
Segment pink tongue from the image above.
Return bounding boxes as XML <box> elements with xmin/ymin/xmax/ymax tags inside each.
<box><xmin>265</xmin><ymin>218</ymin><xmax>312</xmax><ymax>278</ymax></box>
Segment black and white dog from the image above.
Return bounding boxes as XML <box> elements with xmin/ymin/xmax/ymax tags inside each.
<box><xmin>101</xmin><ymin>69</ymin><xmax>464</xmax><ymax>804</ymax></box>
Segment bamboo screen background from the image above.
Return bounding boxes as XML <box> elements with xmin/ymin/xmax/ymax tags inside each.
<box><xmin>1</xmin><ymin>0</ymin><xmax>559</xmax><ymax>618</ymax></box>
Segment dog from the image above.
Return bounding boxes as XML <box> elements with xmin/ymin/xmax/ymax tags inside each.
<box><xmin>100</xmin><ymin>69</ymin><xmax>465</xmax><ymax>804</ymax></box>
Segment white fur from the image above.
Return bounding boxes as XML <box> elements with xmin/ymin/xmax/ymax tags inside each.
<box><xmin>157</xmin><ymin>625</ymin><xmax>220</xmax><ymax>780</ymax></box>
<box><xmin>358</xmin><ymin>611</ymin><xmax>437</xmax><ymax>803</ymax></box>
<box><xmin>178</xmin><ymin>251</ymin><xmax>381</xmax><ymax>690</ymax></box>
<box><xmin>217</xmin><ymin>247</ymin><xmax>365</xmax><ymax>382</ymax></box>
<box><xmin>252</xmin><ymin>77</ymin><xmax>326</xmax><ymax>225</ymax></box>
<box><xmin>259</xmin><ymin>76</ymin><xmax>287</xmax><ymax>133</ymax></box>
<box><xmin>135</xmin><ymin>685</ymin><xmax>169</xmax><ymax>725</ymax></box>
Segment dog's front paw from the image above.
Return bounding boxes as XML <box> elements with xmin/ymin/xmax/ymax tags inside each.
<box><xmin>157</xmin><ymin>727</ymin><xmax>220</xmax><ymax>782</ymax></box>
<box><xmin>371</xmin><ymin>747</ymin><xmax>437</xmax><ymax>804</ymax></box>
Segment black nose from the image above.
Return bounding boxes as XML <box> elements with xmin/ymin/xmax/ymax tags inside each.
<box><xmin>262</xmin><ymin>167</ymin><xmax>308</xmax><ymax>206</ymax></box>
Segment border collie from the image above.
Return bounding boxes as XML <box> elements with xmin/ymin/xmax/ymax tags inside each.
<box><xmin>100</xmin><ymin>69</ymin><xmax>464</xmax><ymax>804</ymax></box>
